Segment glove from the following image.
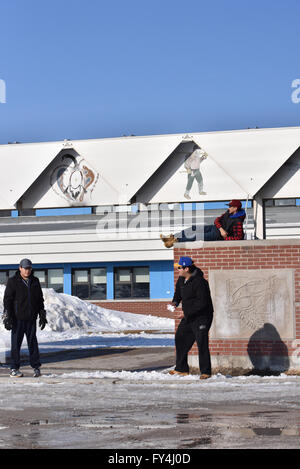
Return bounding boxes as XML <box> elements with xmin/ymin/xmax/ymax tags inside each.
<box><xmin>3</xmin><ymin>310</ymin><xmax>13</xmax><ymax>331</ymax></box>
<box><xmin>38</xmin><ymin>310</ymin><xmax>48</xmax><ymax>330</ymax></box>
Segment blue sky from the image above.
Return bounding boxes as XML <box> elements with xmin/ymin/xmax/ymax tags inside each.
<box><xmin>1</xmin><ymin>0</ymin><xmax>300</xmax><ymax>145</ymax></box>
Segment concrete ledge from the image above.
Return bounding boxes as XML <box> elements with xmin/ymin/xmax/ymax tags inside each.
<box><xmin>188</xmin><ymin>354</ymin><xmax>300</xmax><ymax>375</ymax></box>
<box><xmin>175</xmin><ymin>238</ymin><xmax>300</xmax><ymax>249</ymax></box>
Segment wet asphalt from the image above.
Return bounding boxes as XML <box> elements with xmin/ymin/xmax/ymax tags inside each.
<box><xmin>0</xmin><ymin>347</ymin><xmax>299</xmax><ymax>450</ymax></box>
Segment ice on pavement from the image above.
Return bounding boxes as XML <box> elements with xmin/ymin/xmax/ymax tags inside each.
<box><xmin>1</xmin><ymin>286</ymin><xmax>299</xmax><ymax>392</ymax></box>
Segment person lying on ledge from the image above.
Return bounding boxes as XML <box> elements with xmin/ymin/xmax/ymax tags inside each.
<box><xmin>160</xmin><ymin>199</ymin><xmax>246</xmax><ymax>248</ymax></box>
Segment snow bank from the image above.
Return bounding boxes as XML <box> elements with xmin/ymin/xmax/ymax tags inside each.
<box><xmin>0</xmin><ymin>285</ymin><xmax>174</xmax><ymax>333</ymax></box>
<box><xmin>46</xmin><ymin>370</ymin><xmax>300</xmax><ymax>386</ymax></box>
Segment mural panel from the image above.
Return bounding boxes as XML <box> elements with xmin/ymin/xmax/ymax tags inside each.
<box><xmin>50</xmin><ymin>154</ymin><xmax>99</xmax><ymax>203</ymax></box>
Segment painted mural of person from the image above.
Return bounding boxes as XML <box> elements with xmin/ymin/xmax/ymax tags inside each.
<box><xmin>184</xmin><ymin>145</ymin><xmax>208</xmax><ymax>199</ymax></box>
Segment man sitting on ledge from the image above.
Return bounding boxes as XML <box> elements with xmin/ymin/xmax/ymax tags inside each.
<box><xmin>160</xmin><ymin>199</ymin><xmax>246</xmax><ymax>248</ymax></box>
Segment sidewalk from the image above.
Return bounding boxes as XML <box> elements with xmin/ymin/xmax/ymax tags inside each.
<box><xmin>0</xmin><ymin>346</ymin><xmax>175</xmax><ymax>376</ymax></box>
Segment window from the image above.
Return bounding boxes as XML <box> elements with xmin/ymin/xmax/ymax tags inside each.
<box><xmin>0</xmin><ymin>268</ymin><xmax>64</xmax><ymax>293</ymax></box>
<box><xmin>48</xmin><ymin>269</ymin><xmax>64</xmax><ymax>293</ymax></box>
<box><xmin>72</xmin><ymin>268</ymin><xmax>107</xmax><ymax>300</ymax></box>
<box><xmin>0</xmin><ymin>270</ymin><xmax>17</xmax><ymax>285</ymax></box>
<box><xmin>34</xmin><ymin>269</ymin><xmax>64</xmax><ymax>293</ymax></box>
<box><xmin>0</xmin><ymin>271</ymin><xmax>7</xmax><ymax>285</ymax></box>
<box><xmin>114</xmin><ymin>266</ymin><xmax>149</xmax><ymax>299</ymax></box>
<box><xmin>274</xmin><ymin>199</ymin><xmax>296</xmax><ymax>207</ymax></box>
<box><xmin>265</xmin><ymin>199</ymin><xmax>296</xmax><ymax>207</ymax></box>
<box><xmin>34</xmin><ymin>270</ymin><xmax>47</xmax><ymax>286</ymax></box>
<box><xmin>90</xmin><ymin>268</ymin><xmax>107</xmax><ymax>300</ymax></box>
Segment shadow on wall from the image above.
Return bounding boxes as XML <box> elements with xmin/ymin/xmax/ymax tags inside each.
<box><xmin>247</xmin><ymin>323</ymin><xmax>290</xmax><ymax>376</ymax></box>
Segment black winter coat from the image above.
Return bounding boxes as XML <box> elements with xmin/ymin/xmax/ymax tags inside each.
<box><xmin>3</xmin><ymin>271</ymin><xmax>45</xmax><ymax>321</ymax></box>
<box><xmin>172</xmin><ymin>268</ymin><xmax>214</xmax><ymax>322</ymax></box>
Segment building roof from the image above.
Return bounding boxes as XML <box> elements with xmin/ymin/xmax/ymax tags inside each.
<box><xmin>0</xmin><ymin>126</ymin><xmax>299</xmax><ymax>209</ymax></box>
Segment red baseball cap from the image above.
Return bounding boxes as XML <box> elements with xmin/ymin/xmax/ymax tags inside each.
<box><xmin>227</xmin><ymin>199</ymin><xmax>242</xmax><ymax>209</ymax></box>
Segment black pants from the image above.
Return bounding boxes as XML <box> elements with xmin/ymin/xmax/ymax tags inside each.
<box><xmin>175</xmin><ymin>316</ymin><xmax>213</xmax><ymax>375</ymax></box>
<box><xmin>11</xmin><ymin>319</ymin><xmax>41</xmax><ymax>370</ymax></box>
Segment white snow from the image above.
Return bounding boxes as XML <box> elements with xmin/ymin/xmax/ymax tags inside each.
<box><xmin>0</xmin><ymin>285</ymin><xmax>174</xmax><ymax>354</ymax></box>
<box><xmin>0</xmin><ymin>285</ymin><xmax>173</xmax><ymax>333</ymax></box>
<box><xmin>54</xmin><ymin>369</ymin><xmax>300</xmax><ymax>390</ymax></box>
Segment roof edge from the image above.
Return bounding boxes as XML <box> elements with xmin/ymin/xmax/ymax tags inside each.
<box><xmin>2</xmin><ymin>125</ymin><xmax>300</xmax><ymax>147</ymax></box>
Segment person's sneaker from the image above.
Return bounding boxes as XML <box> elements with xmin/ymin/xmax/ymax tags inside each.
<box><xmin>200</xmin><ymin>374</ymin><xmax>211</xmax><ymax>380</ymax></box>
<box><xmin>169</xmin><ymin>370</ymin><xmax>189</xmax><ymax>376</ymax></box>
<box><xmin>33</xmin><ymin>368</ymin><xmax>41</xmax><ymax>378</ymax></box>
<box><xmin>10</xmin><ymin>369</ymin><xmax>23</xmax><ymax>378</ymax></box>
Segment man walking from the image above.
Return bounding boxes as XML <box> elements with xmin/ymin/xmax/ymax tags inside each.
<box><xmin>169</xmin><ymin>257</ymin><xmax>213</xmax><ymax>379</ymax></box>
<box><xmin>2</xmin><ymin>258</ymin><xmax>48</xmax><ymax>377</ymax></box>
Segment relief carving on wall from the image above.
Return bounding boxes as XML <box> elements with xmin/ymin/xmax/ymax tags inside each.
<box><xmin>209</xmin><ymin>270</ymin><xmax>294</xmax><ymax>339</ymax></box>
<box><xmin>226</xmin><ymin>276</ymin><xmax>278</xmax><ymax>331</ymax></box>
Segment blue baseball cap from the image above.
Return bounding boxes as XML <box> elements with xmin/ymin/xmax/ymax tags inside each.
<box><xmin>174</xmin><ymin>256</ymin><xmax>194</xmax><ymax>268</ymax></box>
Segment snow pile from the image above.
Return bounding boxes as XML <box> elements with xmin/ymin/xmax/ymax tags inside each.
<box><xmin>55</xmin><ymin>370</ymin><xmax>300</xmax><ymax>384</ymax></box>
<box><xmin>0</xmin><ymin>285</ymin><xmax>174</xmax><ymax>333</ymax></box>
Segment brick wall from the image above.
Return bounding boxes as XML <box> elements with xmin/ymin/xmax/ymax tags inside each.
<box><xmin>174</xmin><ymin>239</ymin><xmax>300</xmax><ymax>374</ymax></box>
<box><xmin>92</xmin><ymin>300</ymin><xmax>173</xmax><ymax>319</ymax></box>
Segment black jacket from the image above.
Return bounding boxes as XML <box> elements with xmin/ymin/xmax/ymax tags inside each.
<box><xmin>3</xmin><ymin>271</ymin><xmax>45</xmax><ymax>321</ymax></box>
<box><xmin>172</xmin><ymin>268</ymin><xmax>214</xmax><ymax>322</ymax></box>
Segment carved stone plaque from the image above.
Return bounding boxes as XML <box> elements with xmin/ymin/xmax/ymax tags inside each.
<box><xmin>209</xmin><ymin>269</ymin><xmax>295</xmax><ymax>339</ymax></box>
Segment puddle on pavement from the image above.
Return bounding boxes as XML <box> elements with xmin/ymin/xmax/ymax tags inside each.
<box><xmin>252</xmin><ymin>427</ymin><xmax>282</xmax><ymax>436</ymax></box>
<box><xmin>104</xmin><ymin>415</ymin><xmax>133</xmax><ymax>424</ymax></box>
<box><xmin>249</xmin><ymin>410</ymin><xmax>288</xmax><ymax>418</ymax></box>
<box><xmin>175</xmin><ymin>412</ymin><xmax>299</xmax><ymax>445</ymax></box>
<box><xmin>240</xmin><ymin>427</ymin><xmax>299</xmax><ymax>437</ymax></box>
<box><xmin>176</xmin><ymin>413</ymin><xmax>213</xmax><ymax>424</ymax></box>
<box><xmin>1</xmin><ymin>408</ymin><xmax>298</xmax><ymax>449</ymax></box>
<box><xmin>180</xmin><ymin>437</ymin><xmax>212</xmax><ymax>448</ymax></box>
<box><xmin>11</xmin><ymin>430</ymin><xmax>42</xmax><ymax>449</ymax></box>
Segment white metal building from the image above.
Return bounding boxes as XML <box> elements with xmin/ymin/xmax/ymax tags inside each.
<box><xmin>0</xmin><ymin>126</ymin><xmax>299</xmax><ymax>304</ymax></box>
